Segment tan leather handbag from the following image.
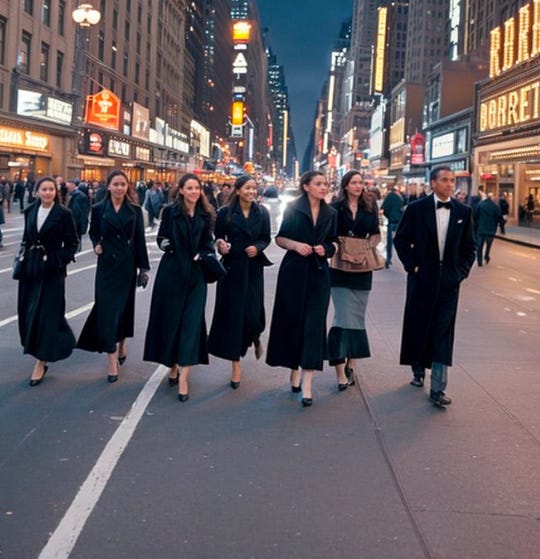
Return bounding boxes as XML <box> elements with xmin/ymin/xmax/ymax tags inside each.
<box><xmin>330</xmin><ymin>234</ymin><xmax>385</xmax><ymax>273</ymax></box>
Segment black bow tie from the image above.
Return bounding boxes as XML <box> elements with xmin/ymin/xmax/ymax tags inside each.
<box><xmin>437</xmin><ymin>201</ymin><xmax>451</xmax><ymax>210</ymax></box>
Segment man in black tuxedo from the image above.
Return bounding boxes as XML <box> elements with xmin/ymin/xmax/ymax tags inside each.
<box><xmin>394</xmin><ymin>166</ymin><xmax>476</xmax><ymax>407</ymax></box>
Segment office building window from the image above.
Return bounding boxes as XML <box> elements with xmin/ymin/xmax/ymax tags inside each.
<box><xmin>40</xmin><ymin>42</ymin><xmax>50</xmax><ymax>82</ymax></box>
<box><xmin>56</xmin><ymin>51</ymin><xmax>64</xmax><ymax>88</ymax></box>
<box><xmin>111</xmin><ymin>40</ymin><xmax>117</xmax><ymax>69</ymax></box>
<box><xmin>24</xmin><ymin>0</ymin><xmax>34</xmax><ymax>15</ymax></box>
<box><xmin>42</xmin><ymin>0</ymin><xmax>51</xmax><ymax>26</ymax></box>
<box><xmin>20</xmin><ymin>32</ymin><xmax>32</xmax><ymax>74</ymax></box>
<box><xmin>0</xmin><ymin>17</ymin><xmax>6</xmax><ymax>66</ymax></box>
<box><xmin>58</xmin><ymin>1</ymin><xmax>66</xmax><ymax>35</ymax></box>
<box><xmin>123</xmin><ymin>52</ymin><xmax>128</xmax><ymax>76</ymax></box>
<box><xmin>98</xmin><ymin>31</ymin><xmax>104</xmax><ymax>61</ymax></box>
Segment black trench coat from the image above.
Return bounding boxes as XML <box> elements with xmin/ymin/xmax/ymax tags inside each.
<box><xmin>266</xmin><ymin>195</ymin><xmax>337</xmax><ymax>371</ymax></box>
<box><xmin>143</xmin><ymin>204</ymin><xmax>214</xmax><ymax>367</ymax></box>
<box><xmin>17</xmin><ymin>201</ymin><xmax>79</xmax><ymax>361</ymax></box>
<box><xmin>208</xmin><ymin>201</ymin><xmax>272</xmax><ymax>361</ymax></box>
<box><xmin>394</xmin><ymin>195</ymin><xmax>476</xmax><ymax>368</ymax></box>
<box><xmin>77</xmin><ymin>198</ymin><xmax>149</xmax><ymax>353</ymax></box>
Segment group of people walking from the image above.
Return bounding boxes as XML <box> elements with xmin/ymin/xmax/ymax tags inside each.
<box><xmin>15</xmin><ymin>165</ymin><xmax>476</xmax><ymax>409</ymax></box>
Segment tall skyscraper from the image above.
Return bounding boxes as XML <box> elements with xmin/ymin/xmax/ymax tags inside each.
<box><xmin>404</xmin><ymin>0</ymin><xmax>451</xmax><ymax>83</ymax></box>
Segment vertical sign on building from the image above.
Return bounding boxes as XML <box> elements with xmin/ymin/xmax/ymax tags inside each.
<box><xmin>373</xmin><ymin>7</ymin><xmax>388</xmax><ymax>94</ymax></box>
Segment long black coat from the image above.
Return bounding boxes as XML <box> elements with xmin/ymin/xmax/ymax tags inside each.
<box><xmin>77</xmin><ymin>198</ymin><xmax>149</xmax><ymax>353</ymax></box>
<box><xmin>394</xmin><ymin>195</ymin><xmax>476</xmax><ymax>368</ymax></box>
<box><xmin>17</xmin><ymin>201</ymin><xmax>79</xmax><ymax>361</ymax></box>
<box><xmin>475</xmin><ymin>198</ymin><xmax>501</xmax><ymax>236</ymax></box>
<box><xmin>208</xmin><ymin>201</ymin><xmax>272</xmax><ymax>361</ymax></box>
<box><xmin>143</xmin><ymin>203</ymin><xmax>214</xmax><ymax>367</ymax></box>
<box><xmin>266</xmin><ymin>195</ymin><xmax>337</xmax><ymax>370</ymax></box>
<box><xmin>67</xmin><ymin>189</ymin><xmax>90</xmax><ymax>238</ymax></box>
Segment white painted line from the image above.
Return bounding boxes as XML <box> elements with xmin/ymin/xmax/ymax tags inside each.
<box><xmin>65</xmin><ymin>303</ymin><xmax>94</xmax><ymax>319</ymax></box>
<box><xmin>38</xmin><ymin>365</ymin><xmax>167</xmax><ymax>559</ymax></box>
<box><xmin>67</xmin><ymin>264</ymin><xmax>96</xmax><ymax>276</ymax></box>
<box><xmin>0</xmin><ymin>302</ymin><xmax>93</xmax><ymax>329</ymax></box>
<box><xmin>0</xmin><ymin>314</ymin><xmax>17</xmax><ymax>328</ymax></box>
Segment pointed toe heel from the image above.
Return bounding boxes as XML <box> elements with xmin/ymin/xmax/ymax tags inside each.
<box><xmin>178</xmin><ymin>393</ymin><xmax>190</xmax><ymax>402</ymax></box>
<box><xmin>301</xmin><ymin>397</ymin><xmax>313</xmax><ymax>407</ymax></box>
<box><xmin>107</xmin><ymin>374</ymin><xmax>119</xmax><ymax>383</ymax></box>
<box><xmin>230</xmin><ymin>380</ymin><xmax>240</xmax><ymax>390</ymax></box>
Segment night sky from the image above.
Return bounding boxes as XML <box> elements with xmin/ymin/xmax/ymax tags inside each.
<box><xmin>257</xmin><ymin>0</ymin><xmax>354</xmax><ymax>164</ymax></box>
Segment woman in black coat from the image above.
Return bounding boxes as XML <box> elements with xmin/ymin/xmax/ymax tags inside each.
<box><xmin>77</xmin><ymin>170</ymin><xmax>150</xmax><ymax>382</ymax></box>
<box><xmin>143</xmin><ymin>173</ymin><xmax>215</xmax><ymax>402</ymax></box>
<box><xmin>208</xmin><ymin>175</ymin><xmax>272</xmax><ymax>389</ymax></box>
<box><xmin>328</xmin><ymin>171</ymin><xmax>380</xmax><ymax>389</ymax></box>
<box><xmin>17</xmin><ymin>176</ymin><xmax>79</xmax><ymax>386</ymax></box>
<box><xmin>266</xmin><ymin>171</ymin><xmax>338</xmax><ymax>407</ymax></box>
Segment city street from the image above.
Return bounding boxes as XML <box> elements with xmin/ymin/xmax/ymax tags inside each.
<box><xmin>1</xmin><ymin>202</ymin><xmax>539</xmax><ymax>559</ymax></box>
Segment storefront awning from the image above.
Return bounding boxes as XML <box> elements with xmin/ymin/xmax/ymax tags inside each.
<box><xmin>77</xmin><ymin>155</ymin><xmax>116</xmax><ymax>167</ymax></box>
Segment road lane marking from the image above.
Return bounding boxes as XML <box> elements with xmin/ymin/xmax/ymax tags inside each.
<box><xmin>38</xmin><ymin>365</ymin><xmax>167</xmax><ymax>559</ymax></box>
<box><xmin>0</xmin><ymin>302</ymin><xmax>94</xmax><ymax>329</ymax></box>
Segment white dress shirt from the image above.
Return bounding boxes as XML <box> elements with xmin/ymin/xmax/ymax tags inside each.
<box><xmin>434</xmin><ymin>194</ymin><xmax>450</xmax><ymax>261</ymax></box>
<box><xmin>37</xmin><ymin>205</ymin><xmax>52</xmax><ymax>232</ymax></box>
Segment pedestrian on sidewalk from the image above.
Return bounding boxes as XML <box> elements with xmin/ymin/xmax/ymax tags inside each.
<box><xmin>0</xmin><ymin>182</ymin><xmax>4</xmax><ymax>247</ymax></box>
<box><xmin>381</xmin><ymin>183</ymin><xmax>403</xmax><ymax>268</ymax></box>
<box><xmin>498</xmin><ymin>193</ymin><xmax>509</xmax><ymax>234</ymax></box>
<box><xmin>65</xmin><ymin>179</ymin><xmax>90</xmax><ymax>249</ymax></box>
<box><xmin>208</xmin><ymin>175</ymin><xmax>272</xmax><ymax>389</ymax></box>
<box><xmin>266</xmin><ymin>171</ymin><xmax>338</xmax><ymax>407</ymax></box>
<box><xmin>394</xmin><ymin>166</ymin><xmax>476</xmax><ymax>407</ymax></box>
<box><xmin>14</xmin><ymin>176</ymin><xmax>26</xmax><ymax>212</ymax></box>
<box><xmin>143</xmin><ymin>173</ymin><xmax>215</xmax><ymax>402</ymax></box>
<box><xmin>16</xmin><ymin>176</ymin><xmax>79</xmax><ymax>386</ymax></box>
<box><xmin>77</xmin><ymin>170</ymin><xmax>150</xmax><ymax>383</ymax></box>
<box><xmin>328</xmin><ymin>171</ymin><xmax>380</xmax><ymax>390</ymax></box>
<box><xmin>475</xmin><ymin>193</ymin><xmax>501</xmax><ymax>266</ymax></box>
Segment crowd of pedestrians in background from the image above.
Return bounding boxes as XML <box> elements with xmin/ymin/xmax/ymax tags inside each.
<box><xmin>9</xmin><ymin>164</ymin><xmax>530</xmax><ymax>408</ymax></box>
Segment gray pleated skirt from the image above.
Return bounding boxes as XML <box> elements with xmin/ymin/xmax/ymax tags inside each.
<box><xmin>328</xmin><ymin>287</ymin><xmax>371</xmax><ymax>364</ymax></box>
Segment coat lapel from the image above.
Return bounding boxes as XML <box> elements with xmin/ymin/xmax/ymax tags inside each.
<box><xmin>34</xmin><ymin>202</ymin><xmax>62</xmax><ymax>238</ymax></box>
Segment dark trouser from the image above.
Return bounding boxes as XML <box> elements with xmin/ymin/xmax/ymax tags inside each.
<box><xmin>386</xmin><ymin>221</ymin><xmax>398</xmax><ymax>263</ymax></box>
<box><xmin>477</xmin><ymin>234</ymin><xmax>494</xmax><ymax>265</ymax></box>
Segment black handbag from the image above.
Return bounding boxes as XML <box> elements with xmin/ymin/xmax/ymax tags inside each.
<box><xmin>199</xmin><ymin>253</ymin><xmax>227</xmax><ymax>284</ymax></box>
<box><xmin>12</xmin><ymin>244</ymin><xmax>26</xmax><ymax>280</ymax></box>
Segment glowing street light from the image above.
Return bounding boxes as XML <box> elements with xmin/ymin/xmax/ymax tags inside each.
<box><xmin>72</xmin><ymin>3</ymin><xmax>101</xmax><ymax>27</ymax></box>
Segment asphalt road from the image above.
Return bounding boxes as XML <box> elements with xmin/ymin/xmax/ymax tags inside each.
<box><xmin>1</xmin><ymin>199</ymin><xmax>539</xmax><ymax>559</ymax></box>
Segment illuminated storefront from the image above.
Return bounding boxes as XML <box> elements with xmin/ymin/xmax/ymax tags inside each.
<box><xmin>474</xmin><ymin>0</ymin><xmax>540</xmax><ymax>227</ymax></box>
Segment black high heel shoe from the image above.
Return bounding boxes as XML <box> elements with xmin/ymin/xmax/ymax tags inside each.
<box><xmin>178</xmin><ymin>393</ymin><xmax>189</xmax><ymax>402</ymax></box>
<box><xmin>290</xmin><ymin>370</ymin><xmax>302</xmax><ymax>393</ymax></box>
<box><xmin>230</xmin><ymin>380</ymin><xmax>240</xmax><ymax>390</ymax></box>
<box><xmin>118</xmin><ymin>355</ymin><xmax>127</xmax><ymax>366</ymax></box>
<box><xmin>338</xmin><ymin>382</ymin><xmax>349</xmax><ymax>392</ymax></box>
<box><xmin>107</xmin><ymin>373</ymin><xmax>118</xmax><ymax>383</ymax></box>
<box><xmin>29</xmin><ymin>364</ymin><xmax>49</xmax><ymax>387</ymax></box>
<box><xmin>168</xmin><ymin>367</ymin><xmax>179</xmax><ymax>386</ymax></box>
<box><xmin>345</xmin><ymin>365</ymin><xmax>355</xmax><ymax>386</ymax></box>
<box><xmin>301</xmin><ymin>397</ymin><xmax>313</xmax><ymax>407</ymax></box>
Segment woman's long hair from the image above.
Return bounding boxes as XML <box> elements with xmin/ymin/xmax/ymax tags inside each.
<box><xmin>224</xmin><ymin>175</ymin><xmax>254</xmax><ymax>221</ymax></box>
<box><xmin>298</xmin><ymin>170</ymin><xmax>325</xmax><ymax>196</ymax></box>
<box><xmin>174</xmin><ymin>173</ymin><xmax>215</xmax><ymax>223</ymax></box>
<box><xmin>337</xmin><ymin>171</ymin><xmax>375</xmax><ymax>213</ymax></box>
<box><xmin>35</xmin><ymin>176</ymin><xmax>61</xmax><ymax>203</ymax></box>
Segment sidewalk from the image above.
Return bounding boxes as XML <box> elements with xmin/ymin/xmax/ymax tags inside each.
<box><xmin>496</xmin><ymin>224</ymin><xmax>540</xmax><ymax>248</ymax></box>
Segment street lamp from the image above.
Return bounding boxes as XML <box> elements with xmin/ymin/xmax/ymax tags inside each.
<box><xmin>72</xmin><ymin>3</ymin><xmax>101</xmax><ymax>27</ymax></box>
<box><xmin>71</xmin><ymin>3</ymin><xmax>101</xmax><ymax>125</ymax></box>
